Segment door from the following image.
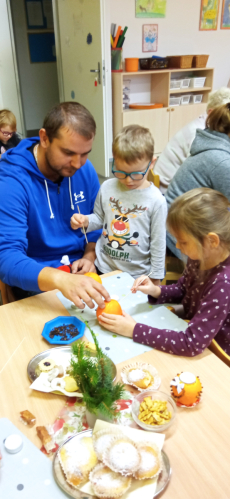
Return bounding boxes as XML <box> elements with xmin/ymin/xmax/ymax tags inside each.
<box><xmin>123</xmin><ymin>108</ymin><xmax>170</xmax><ymax>155</ymax></box>
<box><xmin>52</xmin><ymin>0</ymin><xmax>112</xmax><ymax>177</ymax></box>
<box><xmin>0</xmin><ymin>0</ymin><xmax>25</xmax><ymax>136</ymax></box>
<box><xmin>169</xmin><ymin>103</ymin><xmax>207</xmax><ymax>140</ymax></box>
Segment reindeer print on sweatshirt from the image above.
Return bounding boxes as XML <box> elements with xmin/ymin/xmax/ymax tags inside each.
<box><xmin>103</xmin><ymin>197</ymin><xmax>147</xmax><ymax>251</ymax></box>
<box><xmin>84</xmin><ymin>178</ymin><xmax>167</xmax><ymax>279</ymax></box>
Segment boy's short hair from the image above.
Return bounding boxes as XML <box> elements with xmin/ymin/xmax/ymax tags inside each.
<box><xmin>112</xmin><ymin>125</ymin><xmax>154</xmax><ymax>164</ymax></box>
<box><xmin>0</xmin><ymin>109</ymin><xmax>17</xmax><ymax>130</ymax></box>
<box><xmin>43</xmin><ymin>102</ymin><xmax>96</xmax><ymax>142</ymax></box>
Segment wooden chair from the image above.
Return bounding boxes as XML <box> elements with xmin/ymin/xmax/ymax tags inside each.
<box><xmin>208</xmin><ymin>339</ymin><xmax>230</xmax><ymax>368</ymax></box>
<box><xmin>0</xmin><ymin>280</ymin><xmax>7</xmax><ymax>305</ymax></box>
<box><xmin>147</xmin><ymin>169</ymin><xmax>183</xmax><ymax>284</ymax></box>
<box><xmin>0</xmin><ymin>280</ymin><xmax>16</xmax><ymax>305</ymax></box>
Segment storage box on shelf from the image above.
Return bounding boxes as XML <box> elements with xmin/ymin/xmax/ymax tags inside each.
<box><xmin>181</xmin><ymin>78</ymin><xmax>191</xmax><ymax>88</ymax></box>
<box><xmin>170</xmin><ymin>78</ymin><xmax>191</xmax><ymax>90</ymax></box>
<box><xmin>170</xmin><ymin>79</ymin><xmax>182</xmax><ymax>90</ymax></box>
<box><xmin>139</xmin><ymin>57</ymin><xmax>169</xmax><ymax>70</ymax></box>
<box><xmin>169</xmin><ymin>54</ymin><xmax>209</xmax><ymax>69</ymax></box>
<box><xmin>112</xmin><ymin>66</ymin><xmax>213</xmax><ymax>156</ymax></box>
<box><xmin>192</xmin><ymin>94</ymin><xmax>203</xmax><ymax>104</ymax></box>
<box><xmin>192</xmin><ymin>55</ymin><xmax>209</xmax><ymax>68</ymax></box>
<box><xmin>169</xmin><ymin>96</ymin><xmax>181</xmax><ymax>106</ymax></box>
<box><xmin>169</xmin><ymin>55</ymin><xmax>193</xmax><ymax>69</ymax></box>
<box><xmin>180</xmin><ymin>94</ymin><xmax>191</xmax><ymax>105</ymax></box>
<box><xmin>190</xmin><ymin>76</ymin><xmax>206</xmax><ymax>88</ymax></box>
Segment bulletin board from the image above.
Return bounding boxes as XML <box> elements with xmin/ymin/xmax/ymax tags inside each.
<box><xmin>28</xmin><ymin>32</ymin><xmax>56</xmax><ymax>63</ymax></box>
<box><xmin>25</xmin><ymin>0</ymin><xmax>54</xmax><ymax>30</ymax></box>
<box><xmin>25</xmin><ymin>0</ymin><xmax>56</xmax><ymax>63</ymax></box>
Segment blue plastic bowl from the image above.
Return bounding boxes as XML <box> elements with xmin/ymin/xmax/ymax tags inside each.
<box><xmin>42</xmin><ymin>316</ymin><xmax>85</xmax><ymax>345</ymax></box>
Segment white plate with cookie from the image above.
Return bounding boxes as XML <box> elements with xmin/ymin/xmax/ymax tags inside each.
<box><xmin>27</xmin><ymin>346</ymin><xmax>117</xmax><ymax>397</ymax></box>
<box><xmin>121</xmin><ymin>362</ymin><xmax>161</xmax><ymax>392</ymax></box>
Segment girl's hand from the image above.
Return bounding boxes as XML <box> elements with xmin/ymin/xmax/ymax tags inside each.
<box><xmin>98</xmin><ymin>311</ymin><xmax>136</xmax><ymax>338</ymax></box>
<box><xmin>70</xmin><ymin>213</ymin><xmax>89</xmax><ymax>230</ymax></box>
<box><xmin>131</xmin><ymin>275</ymin><xmax>161</xmax><ymax>298</ymax></box>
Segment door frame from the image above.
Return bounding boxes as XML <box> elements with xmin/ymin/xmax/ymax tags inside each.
<box><xmin>3</xmin><ymin>0</ymin><xmax>26</xmax><ymax>136</ymax></box>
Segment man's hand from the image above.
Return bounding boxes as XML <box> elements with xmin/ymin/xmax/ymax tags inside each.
<box><xmin>71</xmin><ymin>258</ymin><xmax>96</xmax><ymax>274</ymax></box>
<box><xmin>70</xmin><ymin>213</ymin><xmax>89</xmax><ymax>230</ymax></box>
<box><xmin>98</xmin><ymin>310</ymin><xmax>136</xmax><ymax>337</ymax></box>
<box><xmin>71</xmin><ymin>242</ymin><xmax>97</xmax><ymax>274</ymax></box>
<box><xmin>38</xmin><ymin>267</ymin><xmax>110</xmax><ymax>309</ymax></box>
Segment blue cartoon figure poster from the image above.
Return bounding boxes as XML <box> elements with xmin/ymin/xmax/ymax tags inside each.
<box><xmin>142</xmin><ymin>24</ymin><xmax>158</xmax><ymax>52</ymax></box>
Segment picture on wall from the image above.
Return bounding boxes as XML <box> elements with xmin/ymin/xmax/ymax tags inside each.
<box><xmin>142</xmin><ymin>24</ymin><xmax>158</xmax><ymax>52</ymax></box>
<box><xmin>221</xmin><ymin>0</ymin><xmax>230</xmax><ymax>28</ymax></box>
<box><xmin>199</xmin><ymin>0</ymin><xmax>220</xmax><ymax>30</ymax></box>
<box><xmin>136</xmin><ymin>0</ymin><xmax>167</xmax><ymax>18</ymax></box>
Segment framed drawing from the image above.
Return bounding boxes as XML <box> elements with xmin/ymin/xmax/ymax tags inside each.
<box><xmin>221</xmin><ymin>0</ymin><xmax>230</xmax><ymax>28</ymax></box>
<box><xmin>199</xmin><ymin>0</ymin><xmax>220</xmax><ymax>30</ymax></box>
<box><xmin>136</xmin><ymin>0</ymin><xmax>167</xmax><ymax>18</ymax></box>
<box><xmin>142</xmin><ymin>24</ymin><xmax>158</xmax><ymax>52</ymax></box>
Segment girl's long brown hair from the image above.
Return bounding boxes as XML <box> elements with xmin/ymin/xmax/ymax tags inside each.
<box><xmin>167</xmin><ymin>188</ymin><xmax>230</xmax><ymax>251</ymax></box>
<box><xmin>206</xmin><ymin>102</ymin><xmax>230</xmax><ymax>135</ymax></box>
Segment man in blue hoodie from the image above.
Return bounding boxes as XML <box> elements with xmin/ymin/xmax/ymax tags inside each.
<box><xmin>0</xmin><ymin>102</ymin><xmax>110</xmax><ymax>309</ymax></box>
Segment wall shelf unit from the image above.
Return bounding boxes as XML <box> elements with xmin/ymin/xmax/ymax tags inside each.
<box><xmin>112</xmin><ymin>67</ymin><xmax>214</xmax><ymax>155</ymax></box>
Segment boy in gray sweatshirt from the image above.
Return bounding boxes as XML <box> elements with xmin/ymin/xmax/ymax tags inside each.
<box><xmin>71</xmin><ymin>125</ymin><xmax>167</xmax><ymax>282</ymax></box>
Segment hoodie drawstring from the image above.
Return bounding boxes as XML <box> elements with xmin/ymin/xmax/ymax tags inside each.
<box><xmin>69</xmin><ymin>178</ymin><xmax>74</xmax><ymax>211</ymax></box>
<box><xmin>44</xmin><ymin>180</ymin><xmax>55</xmax><ymax>219</ymax></box>
<box><xmin>44</xmin><ymin>178</ymin><xmax>74</xmax><ymax>219</ymax></box>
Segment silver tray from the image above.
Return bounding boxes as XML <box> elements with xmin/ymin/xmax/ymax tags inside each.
<box><xmin>27</xmin><ymin>346</ymin><xmax>117</xmax><ymax>383</ymax></box>
<box><xmin>53</xmin><ymin>430</ymin><xmax>171</xmax><ymax>498</ymax></box>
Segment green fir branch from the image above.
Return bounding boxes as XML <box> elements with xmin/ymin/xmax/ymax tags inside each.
<box><xmin>70</xmin><ymin>321</ymin><xmax>125</xmax><ymax>418</ymax></box>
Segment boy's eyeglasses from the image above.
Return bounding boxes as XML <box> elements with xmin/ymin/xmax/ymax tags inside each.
<box><xmin>0</xmin><ymin>129</ymin><xmax>15</xmax><ymax>138</ymax></box>
<box><xmin>112</xmin><ymin>159</ymin><xmax>151</xmax><ymax>181</ymax></box>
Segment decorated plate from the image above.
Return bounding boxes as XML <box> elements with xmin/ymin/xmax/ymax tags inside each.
<box><xmin>27</xmin><ymin>346</ymin><xmax>117</xmax><ymax>397</ymax></box>
<box><xmin>53</xmin><ymin>430</ymin><xmax>171</xmax><ymax>498</ymax></box>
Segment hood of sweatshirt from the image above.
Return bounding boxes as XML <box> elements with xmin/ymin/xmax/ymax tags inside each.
<box><xmin>0</xmin><ymin>137</ymin><xmax>75</xmax><ymax>218</ymax></box>
<box><xmin>0</xmin><ymin>137</ymin><xmax>101</xmax><ymax>291</ymax></box>
<box><xmin>190</xmin><ymin>128</ymin><xmax>230</xmax><ymax>157</ymax></box>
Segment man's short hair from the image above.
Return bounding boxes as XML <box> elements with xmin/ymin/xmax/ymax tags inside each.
<box><xmin>43</xmin><ymin>102</ymin><xmax>96</xmax><ymax>141</ymax></box>
<box><xmin>207</xmin><ymin>87</ymin><xmax>230</xmax><ymax>112</ymax></box>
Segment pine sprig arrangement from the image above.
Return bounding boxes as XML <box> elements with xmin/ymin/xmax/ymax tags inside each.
<box><xmin>70</xmin><ymin>322</ymin><xmax>125</xmax><ymax>420</ymax></box>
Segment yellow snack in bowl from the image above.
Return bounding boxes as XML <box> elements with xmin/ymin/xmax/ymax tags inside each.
<box><xmin>64</xmin><ymin>376</ymin><xmax>78</xmax><ymax>392</ymax></box>
<box><xmin>138</xmin><ymin>397</ymin><xmax>172</xmax><ymax>426</ymax></box>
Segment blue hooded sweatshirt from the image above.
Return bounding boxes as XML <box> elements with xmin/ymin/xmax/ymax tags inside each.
<box><xmin>0</xmin><ymin>137</ymin><xmax>101</xmax><ymax>292</ymax></box>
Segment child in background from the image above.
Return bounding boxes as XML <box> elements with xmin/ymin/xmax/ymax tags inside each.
<box><xmin>0</xmin><ymin>109</ymin><xmax>21</xmax><ymax>156</ymax></box>
<box><xmin>71</xmin><ymin>125</ymin><xmax>167</xmax><ymax>283</ymax></box>
<box><xmin>98</xmin><ymin>188</ymin><xmax>230</xmax><ymax>357</ymax></box>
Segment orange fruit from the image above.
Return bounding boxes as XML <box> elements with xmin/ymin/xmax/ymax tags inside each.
<box><xmin>171</xmin><ymin>373</ymin><xmax>202</xmax><ymax>407</ymax></box>
<box><xmin>84</xmin><ymin>272</ymin><xmax>102</xmax><ymax>284</ymax></box>
<box><xmin>96</xmin><ymin>299</ymin><xmax>122</xmax><ymax>319</ymax></box>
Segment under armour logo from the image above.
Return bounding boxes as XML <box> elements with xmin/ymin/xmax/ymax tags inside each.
<box><xmin>74</xmin><ymin>191</ymin><xmax>85</xmax><ymax>203</ymax></box>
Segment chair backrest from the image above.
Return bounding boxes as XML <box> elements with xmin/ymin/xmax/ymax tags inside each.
<box><xmin>147</xmin><ymin>169</ymin><xmax>160</xmax><ymax>188</ymax></box>
<box><xmin>0</xmin><ymin>280</ymin><xmax>16</xmax><ymax>305</ymax></box>
<box><xmin>209</xmin><ymin>338</ymin><xmax>230</xmax><ymax>367</ymax></box>
<box><xmin>0</xmin><ymin>280</ymin><xmax>8</xmax><ymax>305</ymax></box>
<box><xmin>147</xmin><ymin>168</ymin><xmax>183</xmax><ymax>284</ymax></box>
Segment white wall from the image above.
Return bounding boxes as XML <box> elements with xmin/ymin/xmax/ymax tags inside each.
<box><xmin>110</xmin><ymin>0</ymin><xmax>230</xmax><ymax>90</ymax></box>
<box><xmin>10</xmin><ymin>0</ymin><xmax>59</xmax><ymax>131</ymax></box>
